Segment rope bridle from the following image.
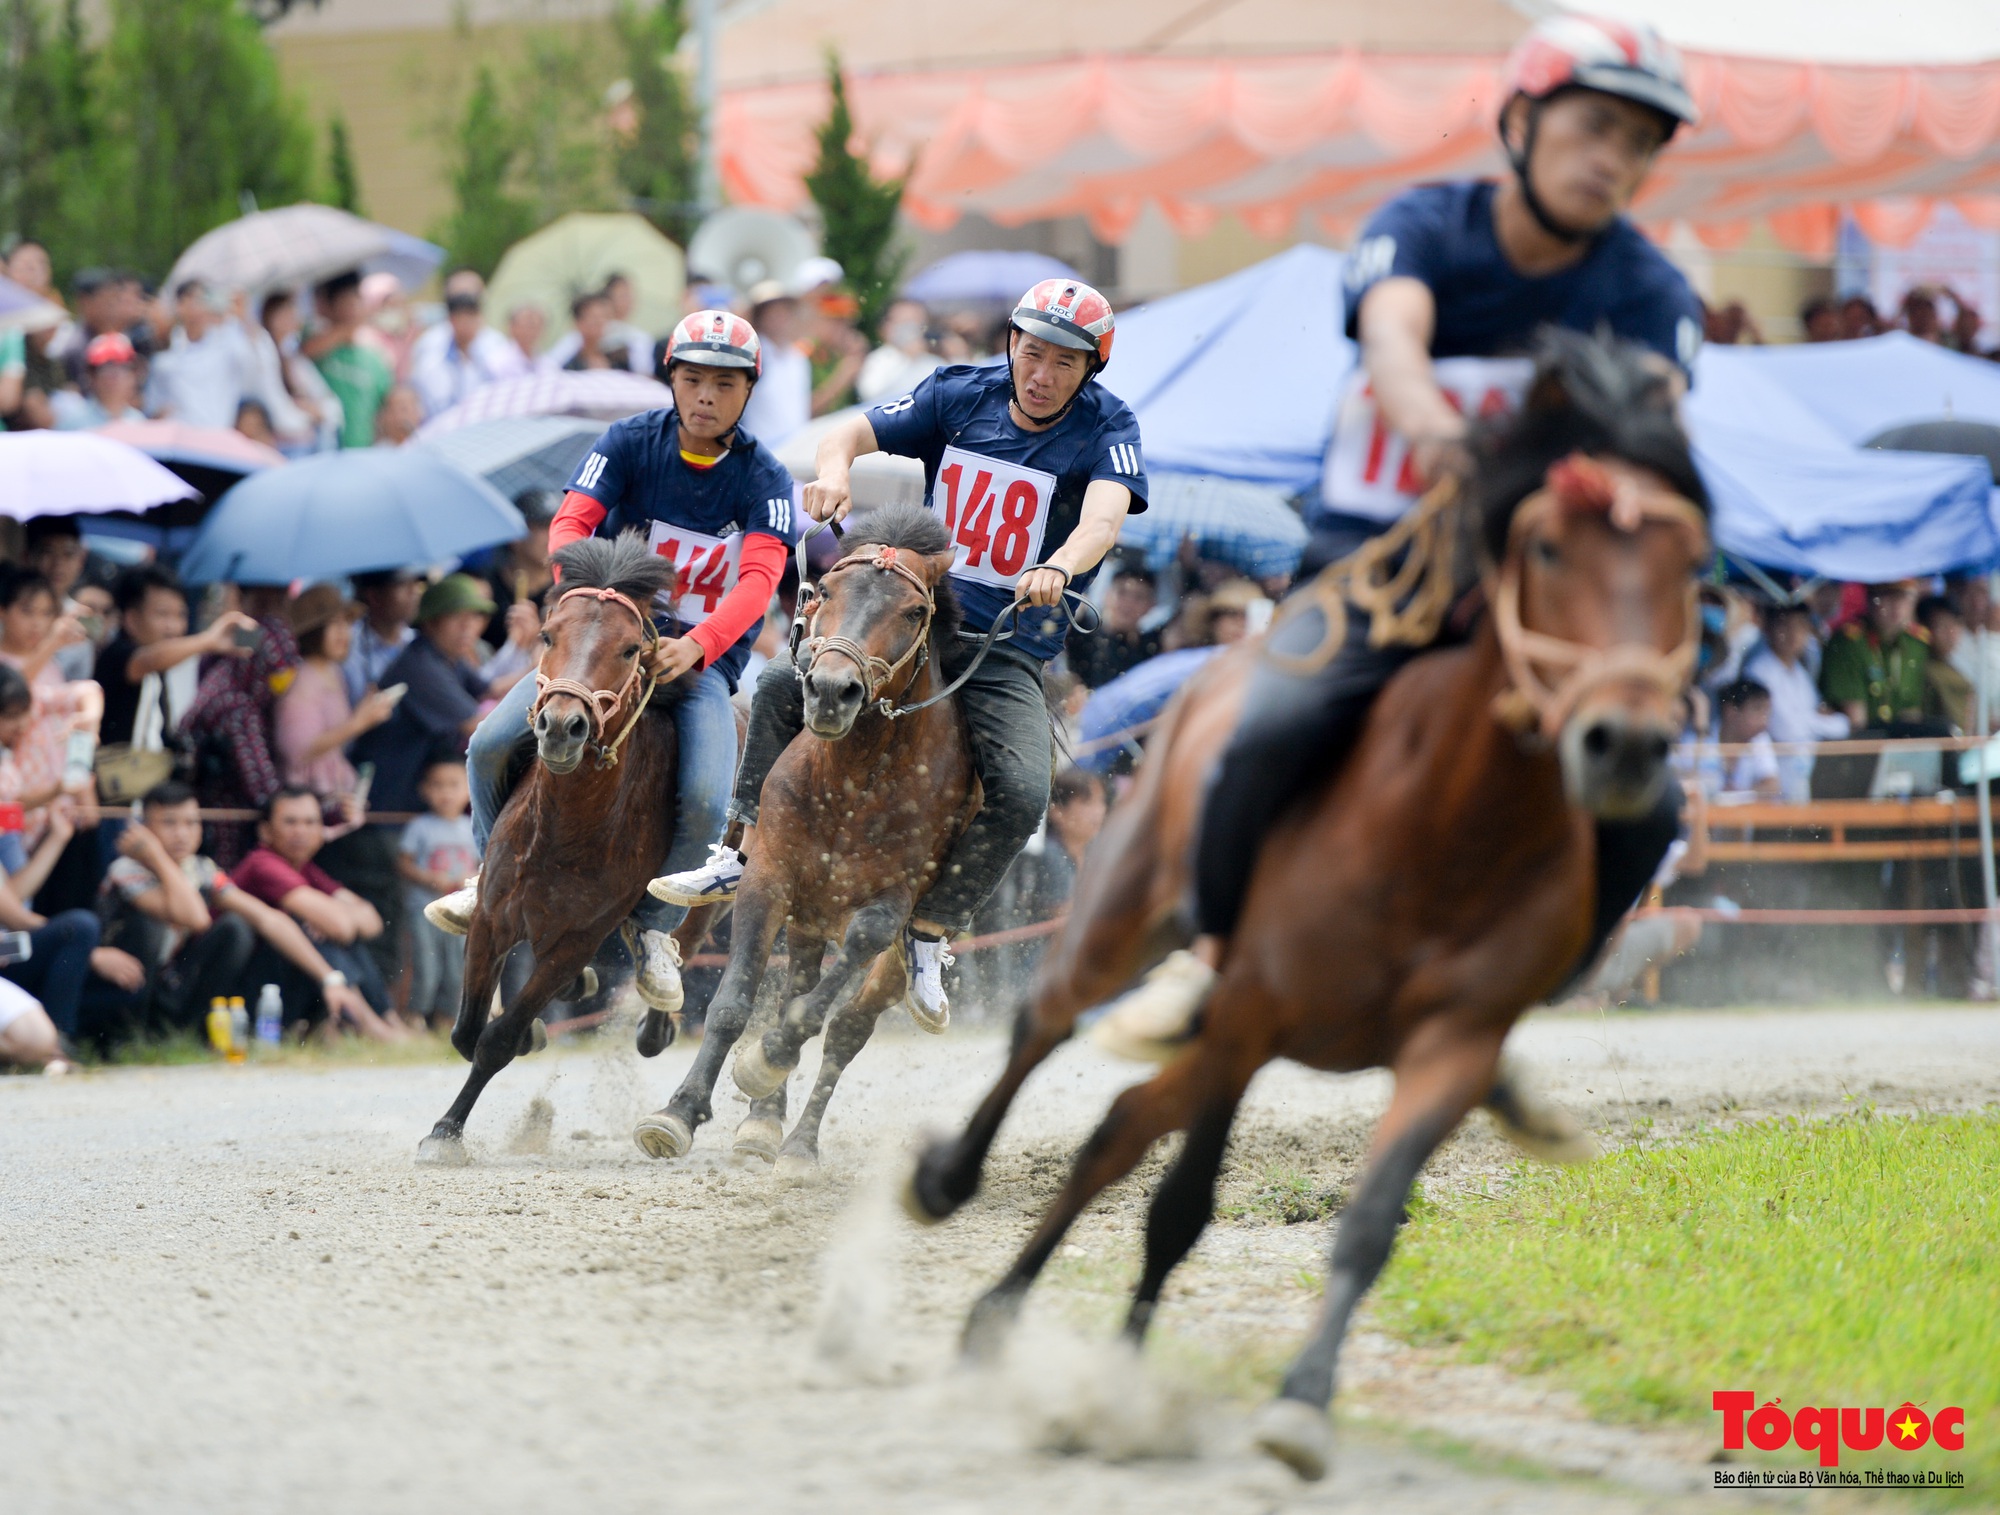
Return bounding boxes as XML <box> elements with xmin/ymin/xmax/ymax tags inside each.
<box><xmin>1487</xmin><ymin>453</ymin><xmax>1710</xmax><ymax>743</ymax></box>
<box><xmin>794</xmin><ymin>545</ymin><xmax>938</xmax><ymax>718</ymax></box>
<box><xmin>526</xmin><ymin>584</ymin><xmax>660</xmax><ymax>768</ymax></box>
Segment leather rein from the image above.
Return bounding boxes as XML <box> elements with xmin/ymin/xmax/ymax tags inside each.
<box><xmin>525</xmin><ymin>584</ymin><xmax>660</xmax><ymax>768</ymax></box>
<box><xmin>1486</xmin><ymin>454</ymin><xmax>1710</xmax><ymax>743</ymax></box>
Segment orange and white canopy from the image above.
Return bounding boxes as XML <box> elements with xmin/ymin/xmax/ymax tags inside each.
<box><xmin>713</xmin><ymin>0</ymin><xmax>2000</xmax><ymax>257</ymax></box>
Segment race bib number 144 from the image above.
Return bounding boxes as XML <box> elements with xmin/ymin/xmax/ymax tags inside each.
<box><xmin>646</xmin><ymin>521</ymin><xmax>744</xmax><ymax>625</ymax></box>
<box><xmin>929</xmin><ymin>446</ymin><xmax>1056</xmax><ymax>588</ymax></box>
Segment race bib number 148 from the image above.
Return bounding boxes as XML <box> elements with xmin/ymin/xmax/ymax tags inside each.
<box><xmin>929</xmin><ymin>445</ymin><xmax>1056</xmax><ymax>588</ymax></box>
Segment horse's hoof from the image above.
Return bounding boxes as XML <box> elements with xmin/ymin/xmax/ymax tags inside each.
<box><xmin>1487</xmin><ymin>1062</ymin><xmax>1599</xmax><ymax>1165</ymax></box>
<box><xmin>635</xmin><ymin>1009</ymin><xmax>677</xmax><ymax>1059</ymax></box>
<box><xmin>732</xmin><ymin>1116</ymin><xmax>781</xmax><ymax>1164</ymax></box>
<box><xmin>1250</xmin><ymin>1398</ymin><xmax>1334</xmax><ymax>1482</ymax></box>
<box><xmin>416</xmin><ymin>1132</ymin><xmax>470</xmax><ymax>1167</ymax></box>
<box><xmin>517</xmin><ymin>1018</ymin><xmax>548</xmax><ymax>1058</ymax></box>
<box><xmin>564</xmin><ymin>966</ymin><xmax>599</xmax><ymax>1003</ymax></box>
<box><xmin>731</xmin><ymin>1037</ymin><xmax>792</xmax><ymax>1100</ymax></box>
<box><xmin>960</xmin><ymin>1288</ymin><xmax>1023</xmax><ymax>1364</ymax></box>
<box><xmin>772</xmin><ymin>1150</ymin><xmax>817</xmax><ymax>1185</ymax></box>
<box><xmin>633</xmin><ymin>1111</ymin><xmax>694</xmax><ymax>1161</ymax></box>
<box><xmin>902</xmin><ymin>1140</ymin><xmax>961</xmax><ymax>1226</ymax></box>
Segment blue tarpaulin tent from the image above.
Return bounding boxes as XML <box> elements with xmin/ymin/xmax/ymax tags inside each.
<box><xmin>1101</xmin><ymin>248</ymin><xmax>2000</xmax><ymax>580</ymax></box>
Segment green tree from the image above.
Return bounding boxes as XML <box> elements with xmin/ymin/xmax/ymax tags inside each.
<box><xmin>430</xmin><ymin>64</ymin><xmax>536</xmax><ymax>279</ymax></box>
<box><xmin>325</xmin><ymin>112</ymin><xmax>363</xmax><ymax>216</ymax></box>
<box><xmin>0</xmin><ymin>0</ymin><xmax>107</xmax><ymax>281</ymax></box>
<box><xmin>610</xmin><ymin>0</ymin><xmax>699</xmax><ymax>245</ymax></box>
<box><xmin>804</xmin><ymin>52</ymin><xmax>907</xmax><ymax>333</ymax></box>
<box><xmin>507</xmin><ymin>28</ymin><xmax>619</xmax><ymax>227</ymax></box>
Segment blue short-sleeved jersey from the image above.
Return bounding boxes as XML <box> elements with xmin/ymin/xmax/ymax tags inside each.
<box><xmin>865</xmin><ymin>364</ymin><xmax>1148</xmax><ymax>662</ymax></box>
<box><xmin>1342</xmin><ymin>182</ymin><xmax>1703</xmax><ymax>375</ymax></box>
<box><xmin>565</xmin><ymin>408</ymin><xmax>799</xmax><ymax>688</ymax></box>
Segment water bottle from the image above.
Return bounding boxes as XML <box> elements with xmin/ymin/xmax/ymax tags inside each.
<box><xmin>255</xmin><ymin>983</ymin><xmax>283</xmax><ymax>1046</ymax></box>
<box><xmin>227</xmin><ymin>998</ymin><xmax>249</xmax><ymax>1064</ymax></box>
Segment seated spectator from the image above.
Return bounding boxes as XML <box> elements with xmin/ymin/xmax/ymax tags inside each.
<box><xmin>410</xmin><ymin>289</ymin><xmax>527</xmax><ymax>418</ymax></box>
<box><xmin>1701</xmin><ymin>680</ymin><xmax>1781</xmax><ymax>800</ymax></box>
<box><xmin>180</xmin><ymin>587</ymin><xmax>300</xmax><ymax>868</ymax></box>
<box><xmin>230</xmin><ymin>788</ymin><xmax>402</xmax><ymax>1039</ymax></box>
<box><xmin>1742</xmin><ymin>600</ymin><xmax>1849</xmax><ymax>802</ymax></box>
<box><xmin>0</xmin><ymin>976</ymin><xmax>67</xmax><ymax>1072</ymax></box>
<box><xmin>0</xmin><ymin>795</ymin><xmax>143</xmax><ymax>1051</ymax></box>
<box><xmin>147</xmin><ymin>280</ymin><xmax>254</xmax><ymax>429</ymax></box>
<box><xmin>24</xmin><ymin>516</ymin><xmax>96</xmax><ymax>679</ymax></box>
<box><xmin>343</xmin><ymin>567</ymin><xmax>421</xmax><ymax>704</ymax></box>
<box><xmin>1067</xmin><ymin>564</ymin><xmax>1161</xmax><ymax>689</ymax></box>
<box><xmin>397</xmin><ymin>760</ymin><xmax>476</xmax><ymax>1029</ymax></box>
<box><xmin>855</xmin><ymin>297</ymin><xmax>941</xmax><ymax>404</ymax></box>
<box><xmin>97</xmin><ymin>565</ymin><xmax>256</xmax><ymax>749</ymax></box>
<box><xmin>53</xmin><ymin>332</ymin><xmax>148</xmax><ymax>429</ymax></box>
<box><xmin>0</xmin><ymin>567</ymin><xmax>103</xmax><ymax>852</ymax></box>
<box><xmin>1821</xmin><ymin>581</ymin><xmax>1928</xmax><ymax>731</ymax></box>
<box><xmin>275</xmin><ymin>584</ymin><xmax>399</xmax><ymax>796</ymax></box>
<box><xmin>1918</xmin><ymin>596</ymin><xmax>1974</xmax><ymax>732</ymax></box>
<box><xmin>356</xmin><ymin>575</ymin><xmax>519</xmax><ymax>819</ymax></box>
<box><xmin>373</xmin><ymin>384</ymin><xmax>423</xmax><ymax>447</ymax></box>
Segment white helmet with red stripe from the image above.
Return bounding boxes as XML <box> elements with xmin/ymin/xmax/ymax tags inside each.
<box><xmin>1503</xmin><ymin>14</ymin><xmax>1697</xmax><ymax>134</ymax></box>
<box><xmin>666</xmin><ymin>308</ymin><xmax>762</xmax><ymax>378</ymax></box>
<box><xmin>1009</xmin><ymin>279</ymin><xmax>1116</xmax><ymax>370</ymax></box>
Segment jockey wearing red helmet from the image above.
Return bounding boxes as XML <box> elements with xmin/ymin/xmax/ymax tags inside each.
<box><xmin>652</xmin><ymin>277</ymin><xmax>1148</xmax><ymax>1029</ymax></box>
<box><xmin>433</xmin><ymin>310</ymin><xmax>796</xmax><ymax>1022</ymax></box>
<box><xmin>1096</xmin><ymin>16</ymin><xmax>1705</xmax><ymax>1058</ymax></box>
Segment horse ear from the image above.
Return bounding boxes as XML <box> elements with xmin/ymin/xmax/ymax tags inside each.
<box><xmin>919</xmin><ymin>549</ymin><xmax>955</xmax><ymax>587</ymax></box>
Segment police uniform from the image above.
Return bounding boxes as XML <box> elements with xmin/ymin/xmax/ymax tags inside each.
<box><xmin>1820</xmin><ymin>623</ymin><xmax>1930</xmax><ymax>730</ymax></box>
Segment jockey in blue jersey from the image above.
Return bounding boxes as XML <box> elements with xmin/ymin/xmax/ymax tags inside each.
<box><xmin>1099</xmin><ymin>13</ymin><xmax>1706</xmax><ymax>1055</ymax></box>
<box><xmin>652</xmin><ymin>278</ymin><xmax>1148</xmax><ymax>1029</ymax></box>
<box><xmin>425</xmin><ymin>311</ymin><xmax>798</xmax><ymax>1017</ymax></box>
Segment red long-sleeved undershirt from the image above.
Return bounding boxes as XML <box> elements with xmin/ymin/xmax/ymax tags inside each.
<box><xmin>549</xmin><ymin>489</ymin><xmax>786</xmax><ymax>668</ymax></box>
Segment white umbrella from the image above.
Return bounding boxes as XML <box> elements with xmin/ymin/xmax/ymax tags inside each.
<box><xmin>0</xmin><ymin>432</ymin><xmax>200</xmax><ymax>520</ymax></box>
<box><xmin>166</xmin><ymin>204</ymin><xmax>442</xmax><ymax>296</ymax></box>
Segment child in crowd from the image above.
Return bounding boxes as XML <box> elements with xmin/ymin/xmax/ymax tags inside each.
<box><xmin>397</xmin><ymin>760</ymin><xmax>475</xmax><ymax>1029</ymax></box>
<box><xmin>1703</xmin><ymin>679</ymin><xmax>1782</xmax><ymax>800</ymax></box>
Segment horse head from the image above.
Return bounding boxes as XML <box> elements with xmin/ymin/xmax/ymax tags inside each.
<box><xmin>1478</xmin><ymin>333</ymin><xmax>1711</xmax><ymax>819</ymax></box>
<box><xmin>797</xmin><ymin>504</ymin><xmax>958</xmax><ymax>740</ymax></box>
<box><xmin>533</xmin><ymin>533</ymin><xmax>676</xmax><ymax>774</ymax></box>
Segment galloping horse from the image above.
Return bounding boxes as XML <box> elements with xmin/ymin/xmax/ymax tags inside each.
<box><xmin>632</xmin><ymin>505</ymin><xmax>976</xmax><ymax>1172</ymax></box>
<box><xmin>418</xmin><ymin>534</ymin><xmax>696</xmax><ymax>1163</ymax></box>
<box><xmin>906</xmin><ymin>336</ymin><xmax>1710</xmax><ymax>1478</ymax></box>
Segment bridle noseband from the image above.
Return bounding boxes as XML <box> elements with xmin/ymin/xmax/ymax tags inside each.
<box><xmin>793</xmin><ymin>545</ymin><xmax>936</xmax><ymax>718</ymax></box>
<box><xmin>1488</xmin><ymin>453</ymin><xmax>1710</xmax><ymax>743</ymax></box>
<box><xmin>526</xmin><ymin>584</ymin><xmax>660</xmax><ymax>768</ymax></box>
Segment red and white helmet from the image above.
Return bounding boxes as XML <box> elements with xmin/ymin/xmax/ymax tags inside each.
<box><xmin>1009</xmin><ymin>279</ymin><xmax>1116</xmax><ymax>370</ymax></box>
<box><xmin>666</xmin><ymin>308</ymin><xmax>762</xmax><ymax>377</ymax></box>
<box><xmin>1503</xmin><ymin>14</ymin><xmax>1697</xmax><ymax>135</ymax></box>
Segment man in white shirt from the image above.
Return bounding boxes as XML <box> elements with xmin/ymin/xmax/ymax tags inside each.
<box><xmin>409</xmin><ymin>290</ymin><xmax>528</xmax><ymax>418</ymax></box>
<box><xmin>147</xmin><ymin>281</ymin><xmax>255</xmax><ymax>429</ymax></box>
<box><xmin>856</xmin><ymin>297</ymin><xmax>943</xmax><ymax>404</ymax></box>
<box><xmin>1742</xmin><ymin>600</ymin><xmax>1849</xmax><ymax>802</ymax></box>
<box><xmin>737</xmin><ymin>280</ymin><xmax>811</xmax><ymax>447</ymax></box>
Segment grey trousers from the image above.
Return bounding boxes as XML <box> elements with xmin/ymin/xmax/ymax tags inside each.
<box><xmin>731</xmin><ymin>639</ymin><xmax>1053</xmax><ymax>932</ymax></box>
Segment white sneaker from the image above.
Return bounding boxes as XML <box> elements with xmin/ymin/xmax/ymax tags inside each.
<box><xmin>648</xmin><ymin>843</ymin><xmax>745</xmax><ymax>906</ymax></box>
<box><xmin>424</xmin><ymin>876</ymin><xmax>479</xmax><ymax>937</ymax></box>
<box><xmin>1088</xmin><ymin>950</ymin><xmax>1216</xmax><ymax>1064</ymax></box>
<box><xmin>904</xmin><ymin>931</ymin><xmax>954</xmax><ymax>1033</ymax></box>
<box><xmin>623</xmin><ymin>924</ymin><xmax>685</xmax><ymax>1015</ymax></box>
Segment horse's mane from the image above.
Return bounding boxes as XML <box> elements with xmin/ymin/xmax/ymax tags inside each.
<box><xmin>549</xmin><ymin>530</ymin><xmax>674</xmax><ymax>606</ymax></box>
<box><xmin>1472</xmin><ymin>329</ymin><xmax>1710</xmax><ymax>561</ymax></box>
<box><xmin>837</xmin><ymin>504</ymin><xmax>963</xmax><ymax>645</ymax></box>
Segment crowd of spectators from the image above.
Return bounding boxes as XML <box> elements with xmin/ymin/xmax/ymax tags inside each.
<box><xmin>1704</xmin><ymin>284</ymin><xmax>1998</xmax><ymax>356</ymax></box>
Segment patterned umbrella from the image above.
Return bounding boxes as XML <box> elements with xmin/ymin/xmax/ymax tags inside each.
<box><xmin>165</xmin><ymin>204</ymin><xmax>443</xmax><ymax>295</ymax></box>
<box><xmin>0</xmin><ymin>432</ymin><xmax>200</xmax><ymax>519</ymax></box>
<box><xmin>415</xmin><ymin>370</ymin><xmax>672</xmax><ymax>439</ymax></box>
<box><xmin>418</xmin><ymin>415</ymin><xmax>606</xmax><ymax>500</ymax></box>
<box><xmin>1116</xmin><ymin>471</ymin><xmax>1308</xmax><ymax>581</ymax></box>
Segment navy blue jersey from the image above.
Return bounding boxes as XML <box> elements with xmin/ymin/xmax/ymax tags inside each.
<box><xmin>866</xmin><ymin>363</ymin><xmax>1148</xmax><ymax>661</ymax></box>
<box><xmin>1342</xmin><ymin>181</ymin><xmax>1703</xmax><ymax>375</ymax></box>
<box><xmin>565</xmin><ymin>408</ymin><xmax>798</xmax><ymax>687</ymax></box>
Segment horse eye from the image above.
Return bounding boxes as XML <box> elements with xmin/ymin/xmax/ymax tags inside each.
<box><xmin>623</xmin><ymin>644</ymin><xmax>640</xmax><ymax>658</ymax></box>
<box><xmin>1531</xmin><ymin>538</ymin><xmax>1562</xmax><ymax>568</ymax></box>
<box><xmin>905</xmin><ymin>606</ymin><xmax>925</xmax><ymax>623</ymax></box>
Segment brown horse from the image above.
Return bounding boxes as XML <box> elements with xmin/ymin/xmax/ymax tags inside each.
<box><xmin>632</xmin><ymin>504</ymin><xmax>976</xmax><ymax>1173</ymax></box>
<box><xmin>905</xmin><ymin>336</ymin><xmax>1711</xmax><ymax>1478</ymax></box>
<box><xmin>418</xmin><ymin>533</ymin><xmax>696</xmax><ymax>1164</ymax></box>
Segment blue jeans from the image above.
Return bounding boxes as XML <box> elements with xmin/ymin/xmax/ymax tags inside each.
<box><xmin>466</xmin><ymin>666</ymin><xmax>738</xmax><ymax>934</ymax></box>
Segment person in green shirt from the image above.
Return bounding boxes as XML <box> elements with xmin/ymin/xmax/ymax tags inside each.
<box><xmin>1820</xmin><ymin>580</ymin><xmax>1930</xmax><ymax>731</ymax></box>
<box><xmin>304</xmin><ymin>270</ymin><xmax>393</xmax><ymax>448</ymax></box>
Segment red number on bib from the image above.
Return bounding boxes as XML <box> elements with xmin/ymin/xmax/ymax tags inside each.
<box><xmin>956</xmin><ymin>470</ymin><xmax>996</xmax><ymax>567</ymax></box>
<box><xmin>688</xmin><ymin>543</ymin><xmax>731</xmax><ymax>613</ymax></box>
<box><xmin>991</xmin><ymin>480</ymin><xmax>1037</xmax><ymax>575</ymax></box>
<box><xmin>938</xmin><ymin>462</ymin><xmax>963</xmax><ymax>530</ymax></box>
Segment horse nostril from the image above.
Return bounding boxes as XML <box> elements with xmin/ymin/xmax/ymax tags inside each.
<box><xmin>563</xmin><ymin>711</ymin><xmax>588</xmax><ymax>741</ymax></box>
<box><xmin>1646</xmin><ymin>732</ymin><xmax>1670</xmax><ymax>764</ymax></box>
<box><xmin>1582</xmin><ymin>722</ymin><xmax>1613</xmax><ymax>758</ymax></box>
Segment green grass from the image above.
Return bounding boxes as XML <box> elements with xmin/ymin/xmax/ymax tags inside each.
<box><xmin>1375</xmin><ymin>1109</ymin><xmax>1999</xmax><ymax>1503</ymax></box>
<box><xmin>97</xmin><ymin>1028</ymin><xmax>460</xmax><ymax>1068</ymax></box>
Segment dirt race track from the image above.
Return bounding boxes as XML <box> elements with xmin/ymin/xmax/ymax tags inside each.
<box><xmin>5</xmin><ymin>1003</ymin><xmax>1998</xmax><ymax>1515</ymax></box>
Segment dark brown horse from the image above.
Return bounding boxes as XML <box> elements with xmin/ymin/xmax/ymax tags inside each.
<box><xmin>905</xmin><ymin>337</ymin><xmax>1710</xmax><ymax>1478</ymax></box>
<box><xmin>418</xmin><ymin>533</ymin><xmax>696</xmax><ymax>1164</ymax></box>
<box><xmin>632</xmin><ymin>505</ymin><xmax>976</xmax><ymax>1173</ymax></box>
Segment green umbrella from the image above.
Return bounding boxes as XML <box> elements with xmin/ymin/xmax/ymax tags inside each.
<box><xmin>486</xmin><ymin>212</ymin><xmax>686</xmax><ymax>356</ymax></box>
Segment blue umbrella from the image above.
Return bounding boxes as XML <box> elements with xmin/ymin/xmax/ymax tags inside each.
<box><xmin>1118</xmin><ymin>471</ymin><xmax>1308</xmax><ymax>581</ymax></box>
<box><xmin>903</xmin><ymin>250</ymin><xmax>1081</xmax><ymax>305</ymax></box>
<box><xmin>1075</xmin><ymin>647</ymin><xmax>1222</xmax><ymax>774</ymax></box>
<box><xmin>179</xmin><ymin>447</ymin><xmax>526</xmax><ymax>584</ymax></box>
